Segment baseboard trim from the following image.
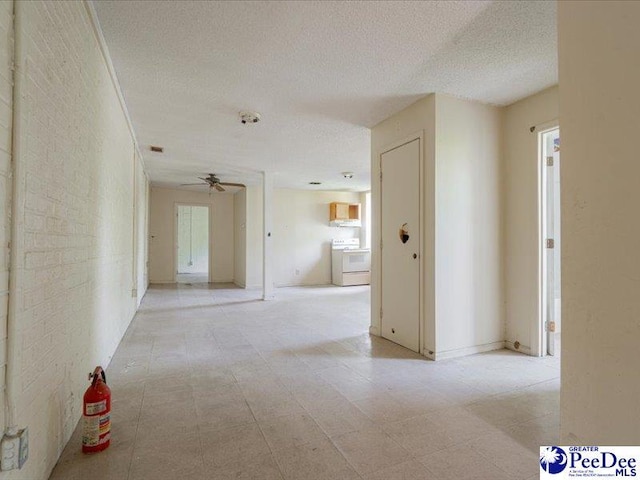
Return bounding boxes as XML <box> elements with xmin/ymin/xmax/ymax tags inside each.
<box><xmin>505</xmin><ymin>341</ymin><xmax>533</xmax><ymax>356</ymax></box>
<box><xmin>435</xmin><ymin>341</ymin><xmax>505</xmax><ymax>361</ymax></box>
<box><xmin>422</xmin><ymin>349</ymin><xmax>436</xmax><ymax>361</ymax></box>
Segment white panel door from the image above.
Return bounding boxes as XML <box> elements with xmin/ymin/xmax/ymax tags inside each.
<box><xmin>381</xmin><ymin>139</ymin><xmax>420</xmax><ymax>352</ymax></box>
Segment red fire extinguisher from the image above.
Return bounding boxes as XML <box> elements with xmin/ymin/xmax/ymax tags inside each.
<box><xmin>82</xmin><ymin>366</ymin><xmax>111</xmax><ymax>454</ymax></box>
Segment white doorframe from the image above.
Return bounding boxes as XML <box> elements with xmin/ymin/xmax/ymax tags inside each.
<box><xmin>537</xmin><ymin>122</ymin><xmax>560</xmax><ymax>357</ymax></box>
<box><xmin>174</xmin><ymin>202</ymin><xmax>212</xmax><ymax>283</ymax></box>
<box><xmin>378</xmin><ymin>131</ymin><xmax>425</xmax><ymax>355</ymax></box>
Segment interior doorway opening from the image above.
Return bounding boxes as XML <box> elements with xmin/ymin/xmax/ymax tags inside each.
<box><xmin>176</xmin><ymin>204</ymin><xmax>210</xmax><ymax>284</ymax></box>
<box><xmin>540</xmin><ymin>127</ymin><xmax>561</xmax><ymax>356</ymax></box>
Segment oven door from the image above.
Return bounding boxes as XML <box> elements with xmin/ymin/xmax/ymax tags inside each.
<box><xmin>342</xmin><ymin>250</ymin><xmax>371</xmax><ymax>273</ymax></box>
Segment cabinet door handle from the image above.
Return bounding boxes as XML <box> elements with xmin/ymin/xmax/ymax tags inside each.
<box><xmin>413</xmin><ymin>253</ymin><xmax>417</xmax><ymax>259</ymax></box>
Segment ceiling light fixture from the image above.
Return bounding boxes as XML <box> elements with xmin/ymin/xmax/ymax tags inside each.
<box><xmin>239</xmin><ymin>111</ymin><xmax>261</xmax><ymax>124</ymax></box>
<box><xmin>342</xmin><ymin>172</ymin><xmax>354</xmax><ymax>179</ymax></box>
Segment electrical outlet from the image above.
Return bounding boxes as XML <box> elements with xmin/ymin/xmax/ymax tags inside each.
<box><xmin>18</xmin><ymin>428</ymin><xmax>28</xmax><ymax>469</ymax></box>
<box><xmin>1</xmin><ymin>428</ymin><xmax>28</xmax><ymax>471</ymax></box>
<box><xmin>1</xmin><ymin>434</ymin><xmax>19</xmax><ymax>471</ymax></box>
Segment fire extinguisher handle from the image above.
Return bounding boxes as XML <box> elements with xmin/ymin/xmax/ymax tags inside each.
<box><xmin>91</xmin><ymin>366</ymin><xmax>107</xmax><ymax>386</ymax></box>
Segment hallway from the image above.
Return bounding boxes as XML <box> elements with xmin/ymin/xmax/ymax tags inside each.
<box><xmin>50</xmin><ymin>285</ymin><xmax>558</xmax><ymax>480</ymax></box>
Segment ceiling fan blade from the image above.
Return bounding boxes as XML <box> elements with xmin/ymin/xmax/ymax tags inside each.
<box><xmin>214</xmin><ymin>184</ymin><xmax>225</xmax><ymax>192</ymax></box>
<box><xmin>220</xmin><ymin>182</ymin><xmax>246</xmax><ymax>188</ymax></box>
<box><xmin>180</xmin><ymin>183</ymin><xmax>208</xmax><ymax>186</ymax></box>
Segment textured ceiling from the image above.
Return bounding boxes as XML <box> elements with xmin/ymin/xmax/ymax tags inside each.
<box><xmin>93</xmin><ymin>0</ymin><xmax>557</xmax><ymax>191</ymax></box>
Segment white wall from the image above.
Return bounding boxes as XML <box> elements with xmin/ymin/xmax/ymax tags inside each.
<box><xmin>371</xmin><ymin>94</ymin><xmax>503</xmax><ymax>359</ymax></box>
<box><xmin>274</xmin><ymin>189</ymin><xmax>360</xmax><ymax>287</ymax></box>
<box><xmin>370</xmin><ymin>95</ymin><xmax>437</xmax><ymax>355</ymax></box>
<box><xmin>434</xmin><ymin>95</ymin><xmax>503</xmax><ymax>358</ymax></box>
<box><xmin>148</xmin><ymin>187</ymin><xmax>235</xmax><ymax>283</ymax></box>
<box><xmin>6</xmin><ymin>2</ymin><xmax>148</xmax><ymax>478</ymax></box>
<box><xmin>559</xmin><ymin>0</ymin><xmax>640</xmax><ymax>444</ymax></box>
<box><xmin>134</xmin><ymin>153</ymin><xmax>149</xmax><ymax>305</ymax></box>
<box><xmin>502</xmin><ymin>86</ymin><xmax>558</xmax><ymax>356</ymax></box>
<box><xmin>245</xmin><ymin>185</ymin><xmax>264</xmax><ymax>289</ymax></box>
<box><xmin>233</xmin><ymin>189</ymin><xmax>247</xmax><ymax>287</ymax></box>
<box><xmin>0</xmin><ymin>0</ymin><xmax>13</xmax><ymax>433</ymax></box>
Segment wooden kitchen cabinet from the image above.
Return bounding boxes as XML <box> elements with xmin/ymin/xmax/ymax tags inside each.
<box><xmin>330</xmin><ymin>202</ymin><xmax>360</xmax><ymax>221</ymax></box>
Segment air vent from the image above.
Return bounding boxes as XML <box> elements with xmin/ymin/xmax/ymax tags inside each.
<box><xmin>150</xmin><ymin>145</ymin><xmax>164</xmax><ymax>153</ymax></box>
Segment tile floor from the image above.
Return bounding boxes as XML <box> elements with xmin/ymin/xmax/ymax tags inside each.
<box><xmin>50</xmin><ymin>283</ymin><xmax>560</xmax><ymax>480</ymax></box>
<box><xmin>176</xmin><ymin>273</ymin><xmax>209</xmax><ymax>284</ymax></box>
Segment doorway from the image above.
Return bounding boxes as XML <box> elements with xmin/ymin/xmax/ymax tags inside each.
<box><xmin>176</xmin><ymin>204</ymin><xmax>210</xmax><ymax>284</ymax></box>
<box><xmin>540</xmin><ymin>127</ymin><xmax>561</xmax><ymax>356</ymax></box>
<box><xmin>380</xmin><ymin>138</ymin><xmax>421</xmax><ymax>352</ymax></box>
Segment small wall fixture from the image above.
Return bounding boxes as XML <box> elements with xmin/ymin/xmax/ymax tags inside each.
<box><xmin>342</xmin><ymin>172</ymin><xmax>354</xmax><ymax>179</ymax></box>
<box><xmin>150</xmin><ymin>145</ymin><xmax>164</xmax><ymax>153</ymax></box>
<box><xmin>309</xmin><ymin>182</ymin><xmax>322</xmax><ymax>185</ymax></box>
<box><xmin>239</xmin><ymin>111</ymin><xmax>261</xmax><ymax>124</ymax></box>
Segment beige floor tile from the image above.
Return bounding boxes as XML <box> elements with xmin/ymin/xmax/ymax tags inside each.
<box><xmin>306</xmin><ymin>399</ymin><xmax>380</xmax><ymax>438</ymax></box>
<box><xmin>387</xmin><ymin>386</ymin><xmax>453</xmax><ymax>415</ymax></box>
<box><xmin>259</xmin><ymin>412</ymin><xmax>328</xmax><ymax>452</ymax></box>
<box><xmin>209</xmin><ymin>453</ymin><xmax>284</xmax><ymax>480</ymax></box>
<box><xmin>352</xmin><ymin>393</ymin><xmax>422</xmax><ymax>424</ymax></box>
<box><xmin>425</xmin><ymin>406</ymin><xmax>501</xmax><ymax>445</ymax></box>
<box><xmin>272</xmin><ymin>438</ymin><xmax>361</xmax><ymax>480</ymax></box>
<box><xmin>291</xmin><ymin>383</ymin><xmax>348</xmax><ymax>411</ymax></box>
<box><xmin>418</xmin><ymin>444</ymin><xmax>511</xmax><ymax>480</ymax></box>
<box><xmin>383</xmin><ymin>414</ymin><xmax>457</xmax><ymax>456</ymax></box>
<box><xmin>332</xmin><ymin>428</ymin><xmax>411</xmax><ymax>475</ymax></box>
<box><xmin>141</xmin><ymin>386</ymin><xmax>195</xmax><ymax>408</ymax></box>
<box><xmin>196</xmin><ymin>397</ymin><xmax>256</xmax><ymax>431</ymax></box>
<box><xmin>54</xmin><ymin>427</ymin><xmax>134</xmax><ymax>470</ymax></box>
<box><xmin>465</xmin><ymin>430</ymin><xmax>538</xmax><ymax>480</ymax></box>
<box><xmin>49</xmin><ymin>284</ymin><xmax>560</xmax><ymax>480</ymax></box>
<box><xmin>129</xmin><ymin>451</ymin><xmax>205</xmax><ymax>480</ymax></box>
<box><xmin>137</xmin><ymin>398</ymin><xmax>199</xmax><ymax>429</ymax></box>
<box><xmin>49</xmin><ymin>451</ymin><xmax>132</xmax><ymax>480</ymax></box>
<box><xmin>316</xmin><ymin>366</ymin><xmax>380</xmax><ymax>401</ymax></box>
<box><xmin>464</xmin><ymin>395</ymin><xmax>539</xmax><ymax>428</ymax></box>
<box><xmin>360</xmin><ymin>459</ymin><xmax>435</xmax><ymax>480</ymax></box>
<box><xmin>200</xmin><ymin>423</ymin><xmax>271</xmax><ymax>468</ymax></box>
<box><xmin>502</xmin><ymin>413</ymin><xmax>560</xmax><ymax>453</ymax></box>
<box><xmin>133</xmin><ymin>425</ymin><xmax>200</xmax><ymax>452</ymax></box>
<box><xmin>243</xmin><ymin>391</ymin><xmax>306</xmax><ymax>420</ymax></box>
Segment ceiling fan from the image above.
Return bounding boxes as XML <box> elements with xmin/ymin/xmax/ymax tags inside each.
<box><xmin>180</xmin><ymin>173</ymin><xmax>246</xmax><ymax>192</ymax></box>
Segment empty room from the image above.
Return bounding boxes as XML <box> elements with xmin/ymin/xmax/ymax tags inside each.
<box><xmin>0</xmin><ymin>1</ymin><xmax>638</xmax><ymax>479</ymax></box>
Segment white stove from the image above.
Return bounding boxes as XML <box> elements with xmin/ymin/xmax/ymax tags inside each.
<box><xmin>331</xmin><ymin>239</ymin><xmax>371</xmax><ymax>286</ymax></box>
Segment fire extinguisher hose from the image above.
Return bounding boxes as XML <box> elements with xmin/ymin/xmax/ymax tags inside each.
<box><xmin>90</xmin><ymin>366</ymin><xmax>107</xmax><ymax>387</ymax></box>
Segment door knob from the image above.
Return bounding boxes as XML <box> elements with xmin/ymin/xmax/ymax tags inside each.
<box><xmin>413</xmin><ymin>253</ymin><xmax>417</xmax><ymax>259</ymax></box>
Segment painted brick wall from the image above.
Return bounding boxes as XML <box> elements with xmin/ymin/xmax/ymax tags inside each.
<box><xmin>135</xmin><ymin>152</ymin><xmax>149</xmax><ymax>306</ymax></box>
<box><xmin>6</xmin><ymin>2</ymin><xmax>146</xmax><ymax>478</ymax></box>
<box><xmin>0</xmin><ymin>0</ymin><xmax>14</xmax><ymax>436</ymax></box>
